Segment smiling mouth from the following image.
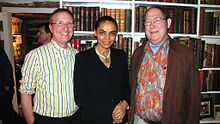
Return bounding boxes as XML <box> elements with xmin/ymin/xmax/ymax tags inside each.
<box><xmin>61</xmin><ymin>32</ymin><xmax>68</xmax><ymax>36</ymax></box>
<box><xmin>151</xmin><ymin>31</ymin><xmax>159</xmax><ymax>34</ymax></box>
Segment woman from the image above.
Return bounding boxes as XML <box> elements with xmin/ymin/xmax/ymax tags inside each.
<box><xmin>74</xmin><ymin>16</ymin><xmax>130</xmax><ymax>124</ymax></box>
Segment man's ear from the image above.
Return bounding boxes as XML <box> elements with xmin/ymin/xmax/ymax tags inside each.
<box><xmin>48</xmin><ymin>33</ymin><xmax>52</xmax><ymax>38</ymax></box>
<box><xmin>167</xmin><ymin>18</ymin><xmax>172</xmax><ymax>29</ymax></box>
<box><xmin>49</xmin><ymin>23</ymin><xmax>52</xmax><ymax>32</ymax></box>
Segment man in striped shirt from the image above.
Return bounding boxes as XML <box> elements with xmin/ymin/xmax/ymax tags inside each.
<box><xmin>19</xmin><ymin>8</ymin><xmax>79</xmax><ymax>124</ymax></box>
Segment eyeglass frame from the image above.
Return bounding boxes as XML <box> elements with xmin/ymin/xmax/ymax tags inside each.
<box><xmin>144</xmin><ymin>17</ymin><xmax>167</xmax><ymax>27</ymax></box>
<box><xmin>50</xmin><ymin>21</ymin><xmax>74</xmax><ymax>28</ymax></box>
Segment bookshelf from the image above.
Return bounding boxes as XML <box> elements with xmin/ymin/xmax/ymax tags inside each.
<box><xmin>60</xmin><ymin>0</ymin><xmax>220</xmax><ymax>123</ymax></box>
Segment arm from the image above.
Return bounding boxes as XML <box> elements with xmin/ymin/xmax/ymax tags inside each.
<box><xmin>21</xmin><ymin>93</ymin><xmax>34</xmax><ymax>124</ymax></box>
<box><xmin>19</xmin><ymin>50</ymin><xmax>38</xmax><ymax>124</ymax></box>
<box><xmin>112</xmin><ymin>51</ymin><xmax>130</xmax><ymax>123</ymax></box>
<box><xmin>74</xmin><ymin>54</ymin><xmax>84</xmax><ymax>107</ymax></box>
<box><xmin>121</xmin><ymin>51</ymin><xmax>130</xmax><ymax>106</ymax></box>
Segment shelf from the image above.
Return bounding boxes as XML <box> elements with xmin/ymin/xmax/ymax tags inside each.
<box><xmin>200</xmin><ymin>36</ymin><xmax>220</xmax><ymax>39</ymax></box>
<box><xmin>200</xmin><ymin>117</ymin><xmax>220</xmax><ymax>123</ymax></box>
<box><xmin>199</xmin><ymin>68</ymin><xmax>220</xmax><ymax>71</ymax></box>
<box><xmin>74</xmin><ymin>31</ymin><xmax>132</xmax><ymax>37</ymax></box>
<box><xmin>63</xmin><ymin>0</ymin><xmax>132</xmax><ymax>3</ymax></box>
<box><xmin>200</xmin><ymin>4</ymin><xmax>220</xmax><ymax>8</ymax></box>
<box><xmin>63</xmin><ymin>3</ymin><xmax>100</xmax><ymax>7</ymax></box>
<box><xmin>201</xmin><ymin>91</ymin><xmax>220</xmax><ymax>94</ymax></box>
<box><xmin>134</xmin><ymin>1</ymin><xmax>198</xmax><ymax>8</ymax></box>
<box><xmin>132</xmin><ymin>32</ymin><xmax>198</xmax><ymax>41</ymax></box>
<box><xmin>61</xmin><ymin>1</ymin><xmax>220</xmax><ymax>124</ymax></box>
<box><xmin>64</xmin><ymin>2</ymin><xmax>132</xmax><ymax>9</ymax></box>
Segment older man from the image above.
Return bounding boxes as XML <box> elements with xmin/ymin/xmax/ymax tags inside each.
<box><xmin>129</xmin><ymin>6</ymin><xmax>200</xmax><ymax>124</ymax></box>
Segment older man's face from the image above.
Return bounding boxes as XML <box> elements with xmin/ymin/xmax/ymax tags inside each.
<box><xmin>144</xmin><ymin>8</ymin><xmax>171</xmax><ymax>44</ymax></box>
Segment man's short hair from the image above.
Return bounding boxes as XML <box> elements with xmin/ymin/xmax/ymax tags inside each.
<box><xmin>145</xmin><ymin>6</ymin><xmax>171</xmax><ymax>19</ymax></box>
<box><xmin>49</xmin><ymin>8</ymin><xmax>73</xmax><ymax>23</ymax></box>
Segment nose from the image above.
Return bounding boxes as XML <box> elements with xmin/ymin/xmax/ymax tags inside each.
<box><xmin>104</xmin><ymin>33</ymin><xmax>111</xmax><ymax>40</ymax></box>
<box><xmin>149</xmin><ymin>22</ymin><xmax>156</xmax><ymax>28</ymax></box>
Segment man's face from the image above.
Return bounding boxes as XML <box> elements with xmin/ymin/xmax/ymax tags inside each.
<box><xmin>36</xmin><ymin>26</ymin><xmax>50</xmax><ymax>44</ymax></box>
<box><xmin>49</xmin><ymin>11</ymin><xmax>73</xmax><ymax>47</ymax></box>
<box><xmin>144</xmin><ymin>8</ymin><xmax>171</xmax><ymax>44</ymax></box>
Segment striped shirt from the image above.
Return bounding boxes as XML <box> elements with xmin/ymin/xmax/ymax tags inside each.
<box><xmin>19</xmin><ymin>40</ymin><xmax>78</xmax><ymax>117</ymax></box>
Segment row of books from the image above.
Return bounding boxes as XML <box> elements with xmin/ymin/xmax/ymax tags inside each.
<box><xmin>137</xmin><ymin>0</ymin><xmax>196</xmax><ymax>4</ymax></box>
<box><xmin>65</xmin><ymin>6</ymin><xmax>100</xmax><ymax>32</ymax></box>
<box><xmin>101</xmin><ymin>8</ymin><xmax>132</xmax><ymax>32</ymax></box>
<box><xmin>72</xmin><ymin>36</ymin><xmax>219</xmax><ymax>70</ymax></box>
<box><xmin>175</xmin><ymin>37</ymin><xmax>220</xmax><ymax>68</ymax></box>
<box><xmin>200</xmin><ymin>44</ymin><xmax>220</xmax><ymax>91</ymax></box>
<box><xmin>201</xmin><ymin>44</ymin><xmax>220</xmax><ymax>91</ymax></box>
<box><xmin>116</xmin><ymin>35</ymin><xmax>133</xmax><ymax>68</ymax></box>
<box><xmin>71</xmin><ymin>35</ymin><xmax>133</xmax><ymax>68</ymax></box>
<box><xmin>71</xmin><ymin>36</ymin><xmax>96</xmax><ymax>52</ymax></box>
<box><xmin>174</xmin><ymin>37</ymin><xmax>205</xmax><ymax>68</ymax></box>
<box><xmin>65</xmin><ymin>6</ymin><xmax>132</xmax><ymax>32</ymax></box>
<box><xmin>112</xmin><ymin>0</ymin><xmax>220</xmax><ymax>4</ymax></box>
<box><xmin>200</xmin><ymin>10</ymin><xmax>220</xmax><ymax>35</ymax></box>
<box><xmin>71</xmin><ymin>35</ymin><xmax>220</xmax><ymax>91</ymax></box>
<box><xmin>135</xmin><ymin>6</ymin><xmax>197</xmax><ymax>34</ymax></box>
<box><xmin>66</xmin><ymin>5</ymin><xmax>220</xmax><ymax>36</ymax></box>
<box><xmin>138</xmin><ymin>0</ymin><xmax>220</xmax><ymax>4</ymax></box>
<box><xmin>200</xmin><ymin>70</ymin><xmax>220</xmax><ymax>91</ymax></box>
<box><xmin>174</xmin><ymin>37</ymin><xmax>220</xmax><ymax>91</ymax></box>
<box><xmin>201</xmin><ymin>0</ymin><xmax>220</xmax><ymax>4</ymax></box>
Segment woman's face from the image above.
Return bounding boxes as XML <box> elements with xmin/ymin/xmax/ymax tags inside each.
<box><xmin>95</xmin><ymin>21</ymin><xmax>117</xmax><ymax>50</ymax></box>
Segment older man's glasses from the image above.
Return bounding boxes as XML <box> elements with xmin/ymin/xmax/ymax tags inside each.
<box><xmin>144</xmin><ymin>17</ymin><xmax>166</xmax><ymax>26</ymax></box>
<box><xmin>51</xmin><ymin>21</ymin><xmax>73</xmax><ymax>28</ymax></box>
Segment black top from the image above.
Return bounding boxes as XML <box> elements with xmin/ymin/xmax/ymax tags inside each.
<box><xmin>74</xmin><ymin>47</ymin><xmax>130</xmax><ymax>124</ymax></box>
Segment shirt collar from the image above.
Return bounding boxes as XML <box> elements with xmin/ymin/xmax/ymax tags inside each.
<box><xmin>50</xmin><ymin>39</ymin><xmax>72</xmax><ymax>54</ymax></box>
<box><xmin>149</xmin><ymin>37</ymin><xmax>169</xmax><ymax>54</ymax></box>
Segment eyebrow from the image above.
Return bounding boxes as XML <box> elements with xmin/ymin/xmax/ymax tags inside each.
<box><xmin>99</xmin><ymin>29</ymin><xmax>117</xmax><ymax>33</ymax></box>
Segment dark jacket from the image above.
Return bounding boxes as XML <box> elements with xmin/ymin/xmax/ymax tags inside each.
<box><xmin>129</xmin><ymin>38</ymin><xmax>200</xmax><ymax>124</ymax></box>
<box><xmin>0</xmin><ymin>47</ymin><xmax>14</xmax><ymax>118</ymax></box>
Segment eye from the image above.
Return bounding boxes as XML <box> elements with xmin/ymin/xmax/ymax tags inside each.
<box><xmin>57</xmin><ymin>21</ymin><xmax>64</xmax><ymax>26</ymax></box>
<box><xmin>99</xmin><ymin>31</ymin><xmax>105</xmax><ymax>35</ymax></box>
<box><xmin>110</xmin><ymin>32</ymin><xmax>117</xmax><ymax>37</ymax></box>
<box><xmin>144</xmin><ymin>21</ymin><xmax>151</xmax><ymax>26</ymax></box>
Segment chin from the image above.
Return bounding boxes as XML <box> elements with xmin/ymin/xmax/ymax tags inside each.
<box><xmin>150</xmin><ymin>40</ymin><xmax>161</xmax><ymax>44</ymax></box>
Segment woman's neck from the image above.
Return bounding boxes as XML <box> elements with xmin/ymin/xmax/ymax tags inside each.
<box><xmin>96</xmin><ymin>45</ymin><xmax>110</xmax><ymax>57</ymax></box>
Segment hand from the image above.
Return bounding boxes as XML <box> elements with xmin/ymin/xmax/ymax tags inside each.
<box><xmin>18</xmin><ymin>104</ymin><xmax>23</xmax><ymax>117</ymax></box>
<box><xmin>112</xmin><ymin>100</ymin><xmax>128</xmax><ymax>124</ymax></box>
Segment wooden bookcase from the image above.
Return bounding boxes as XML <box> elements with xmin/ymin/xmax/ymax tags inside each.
<box><xmin>60</xmin><ymin>0</ymin><xmax>220</xmax><ymax>123</ymax></box>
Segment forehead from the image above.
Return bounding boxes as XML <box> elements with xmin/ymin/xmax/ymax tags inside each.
<box><xmin>145</xmin><ymin>8</ymin><xmax>164</xmax><ymax>18</ymax></box>
<box><xmin>98</xmin><ymin>21</ymin><xmax>117</xmax><ymax>30</ymax></box>
<box><xmin>51</xmin><ymin>12</ymin><xmax>73</xmax><ymax>21</ymax></box>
